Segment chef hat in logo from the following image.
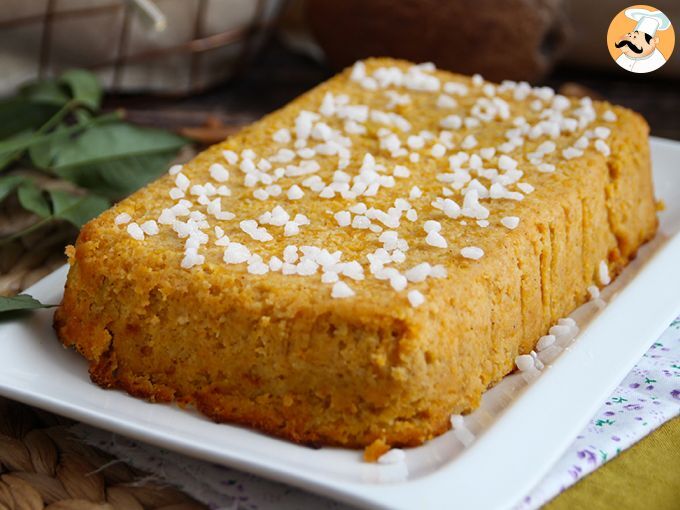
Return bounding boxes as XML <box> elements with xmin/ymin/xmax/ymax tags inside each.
<box><xmin>625</xmin><ymin>8</ymin><xmax>671</xmax><ymax>37</ymax></box>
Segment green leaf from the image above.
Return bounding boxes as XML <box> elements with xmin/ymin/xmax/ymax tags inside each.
<box><xmin>53</xmin><ymin>122</ymin><xmax>186</xmax><ymax>168</ymax></box>
<box><xmin>19</xmin><ymin>79</ymin><xmax>70</xmax><ymax>107</ymax></box>
<box><xmin>55</xmin><ymin>152</ymin><xmax>177</xmax><ymax>199</ymax></box>
<box><xmin>28</xmin><ymin>125</ymin><xmax>69</xmax><ymax>169</ymax></box>
<box><xmin>0</xmin><ymin>98</ymin><xmax>58</xmax><ymax>139</ymax></box>
<box><xmin>0</xmin><ymin>294</ymin><xmax>55</xmax><ymax>313</ymax></box>
<box><xmin>17</xmin><ymin>181</ymin><xmax>51</xmax><ymax>218</ymax></box>
<box><xmin>53</xmin><ymin>122</ymin><xmax>186</xmax><ymax>199</ymax></box>
<box><xmin>0</xmin><ymin>111</ymin><xmax>119</xmax><ymax>165</ymax></box>
<box><xmin>49</xmin><ymin>189</ymin><xmax>109</xmax><ymax>227</ymax></box>
<box><xmin>0</xmin><ymin>126</ymin><xmax>58</xmax><ymax>160</ymax></box>
<box><xmin>0</xmin><ymin>175</ymin><xmax>26</xmax><ymax>202</ymax></box>
<box><xmin>74</xmin><ymin>108</ymin><xmax>93</xmax><ymax>125</ymax></box>
<box><xmin>60</xmin><ymin>69</ymin><xmax>102</xmax><ymax>110</ymax></box>
<box><xmin>0</xmin><ymin>130</ymin><xmax>35</xmax><ymax>170</ymax></box>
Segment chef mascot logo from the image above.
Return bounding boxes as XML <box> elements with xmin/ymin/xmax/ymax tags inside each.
<box><xmin>607</xmin><ymin>5</ymin><xmax>674</xmax><ymax>73</ymax></box>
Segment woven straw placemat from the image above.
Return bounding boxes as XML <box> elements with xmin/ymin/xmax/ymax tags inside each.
<box><xmin>0</xmin><ymin>398</ymin><xmax>205</xmax><ymax>510</ymax></box>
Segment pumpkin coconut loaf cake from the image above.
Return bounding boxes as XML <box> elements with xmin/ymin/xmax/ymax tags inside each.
<box><xmin>55</xmin><ymin>58</ymin><xmax>658</xmax><ymax>449</ymax></box>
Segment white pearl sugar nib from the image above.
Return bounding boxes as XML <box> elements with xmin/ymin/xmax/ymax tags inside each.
<box><xmin>377</xmin><ymin>448</ymin><xmax>406</xmax><ymax>465</ymax></box>
<box><xmin>114</xmin><ymin>213</ymin><xmax>131</xmax><ymax>225</ymax></box>
<box><xmin>407</xmin><ymin>290</ymin><xmax>425</xmax><ymax>308</ymax></box>
<box><xmin>126</xmin><ymin>222</ymin><xmax>144</xmax><ymax>241</ymax></box>
<box><xmin>426</xmin><ymin>230</ymin><xmax>447</xmax><ymax>248</ymax></box>
<box><xmin>598</xmin><ymin>260</ymin><xmax>611</xmax><ymax>285</ymax></box>
<box><xmin>515</xmin><ymin>354</ymin><xmax>535</xmax><ymax>372</ymax></box>
<box><xmin>501</xmin><ymin>216</ymin><xmax>520</xmax><ymax>230</ymax></box>
<box><xmin>450</xmin><ymin>414</ymin><xmax>475</xmax><ymax>447</ymax></box>
<box><xmin>460</xmin><ymin>246</ymin><xmax>484</xmax><ymax>260</ymax></box>
<box><xmin>331</xmin><ymin>281</ymin><xmax>355</xmax><ymax>298</ymax></box>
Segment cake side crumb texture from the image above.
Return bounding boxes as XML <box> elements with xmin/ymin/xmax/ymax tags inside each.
<box><xmin>55</xmin><ymin>58</ymin><xmax>658</xmax><ymax>447</ymax></box>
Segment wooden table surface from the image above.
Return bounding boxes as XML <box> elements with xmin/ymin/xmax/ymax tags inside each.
<box><xmin>105</xmin><ymin>39</ymin><xmax>680</xmax><ymax>143</ymax></box>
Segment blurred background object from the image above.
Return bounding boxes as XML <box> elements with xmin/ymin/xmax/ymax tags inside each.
<box><xmin>305</xmin><ymin>0</ymin><xmax>572</xmax><ymax>82</ymax></box>
<box><xmin>0</xmin><ymin>0</ymin><xmax>287</xmax><ymax>95</ymax></box>
<box><xmin>2</xmin><ymin>0</ymin><xmax>678</xmax><ymax>97</ymax></box>
<box><xmin>290</xmin><ymin>0</ymin><xmax>680</xmax><ymax>80</ymax></box>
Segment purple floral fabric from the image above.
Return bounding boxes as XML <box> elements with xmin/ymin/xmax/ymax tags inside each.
<box><xmin>75</xmin><ymin>317</ymin><xmax>680</xmax><ymax>510</ymax></box>
<box><xmin>517</xmin><ymin>316</ymin><xmax>680</xmax><ymax>509</ymax></box>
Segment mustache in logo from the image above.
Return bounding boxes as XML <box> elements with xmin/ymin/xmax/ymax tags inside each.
<box><xmin>615</xmin><ymin>39</ymin><xmax>643</xmax><ymax>53</ymax></box>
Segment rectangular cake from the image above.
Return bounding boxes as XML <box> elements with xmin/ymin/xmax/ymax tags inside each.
<box><xmin>54</xmin><ymin>58</ymin><xmax>657</xmax><ymax>448</ymax></box>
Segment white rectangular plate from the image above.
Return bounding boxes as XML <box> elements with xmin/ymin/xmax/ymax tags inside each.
<box><xmin>2</xmin><ymin>137</ymin><xmax>680</xmax><ymax>510</ymax></box>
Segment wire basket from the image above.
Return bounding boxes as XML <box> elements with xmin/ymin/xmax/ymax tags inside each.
<box><xmin>0</xmin><ymin>0</ymin><xmax>287</xmax><ymax>95</ymax></box>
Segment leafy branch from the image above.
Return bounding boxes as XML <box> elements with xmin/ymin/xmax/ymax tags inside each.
<box><xmin>0</xmin><ymin>68</ymin><xmax>188</xmax><ymax>244</ymax></box>
<box><xmin>0</xmin><ymin>68</ymin><xmax>189</xmax><ymax>313</ymax></box>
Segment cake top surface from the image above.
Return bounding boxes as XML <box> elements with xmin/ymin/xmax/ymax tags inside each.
<box><xmin>102</xmin><ymin>58</ymin><xmax>626</xmax><ymax>309</ymax></box>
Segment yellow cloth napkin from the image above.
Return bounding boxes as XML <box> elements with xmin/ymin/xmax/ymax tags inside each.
<box><xmin>546</xmin><ymin>417</ymin><xmax>680</xmax><ymax>510</ymax></box>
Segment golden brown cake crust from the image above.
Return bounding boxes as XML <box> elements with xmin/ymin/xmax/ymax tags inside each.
<box><xmin>54</xmin><ymin>58</ymin><xmax>657</xmax><ymax>448</ymax></box>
